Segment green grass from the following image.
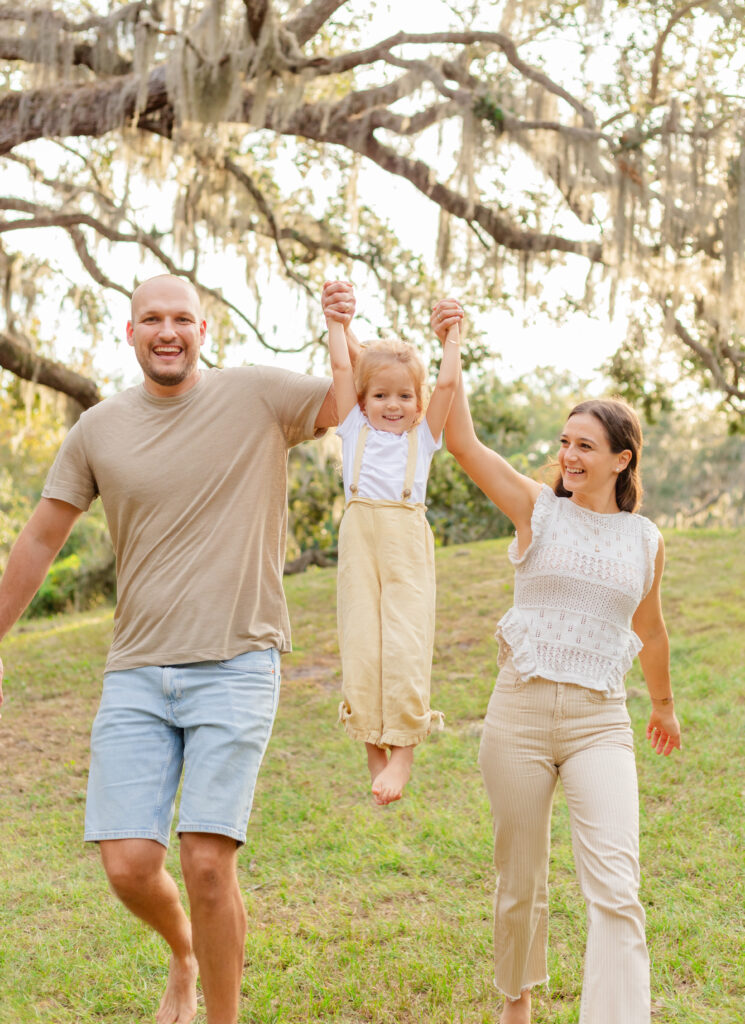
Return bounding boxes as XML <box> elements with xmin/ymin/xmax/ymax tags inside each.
<box><xmin>1</xmin><ymin>531</ymin><xmax>744</xmax><ymax>1023</ymax></box>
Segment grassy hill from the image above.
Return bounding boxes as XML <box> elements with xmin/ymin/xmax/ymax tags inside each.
<box><xmin>1</xmin><ymin>530</ymin><xmax>743</xmax><ymax>1023</ymax></box>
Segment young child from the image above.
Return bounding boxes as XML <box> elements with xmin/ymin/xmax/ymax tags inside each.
<box><xmin>322</xmin><ymin>281</ymin><xmax>461</xmax><ymax>805</ymax></box>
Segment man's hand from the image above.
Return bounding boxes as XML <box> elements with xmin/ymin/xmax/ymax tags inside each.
<box><xmin>322</xmin><ymin>280</ymin><xmax>355</xmax><ymax>326</ymax></box>
<box><xmin>431</xmin><ymin>298</ymin><xmax>464</xmax><ymax>345</ymax></box>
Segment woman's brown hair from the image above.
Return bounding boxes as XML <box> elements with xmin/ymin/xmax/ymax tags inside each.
<box><xmin>554</xmin><ymin>398</ymin><xmax>643</xmax><ymax>512</ymax></box>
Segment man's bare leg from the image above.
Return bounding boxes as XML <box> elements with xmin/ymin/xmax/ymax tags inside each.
<box><xmin>180</xmin><ymin>833</ymin><xmax>246</xmax><ymax>1024</ymax></box>
<box><xmin>100</xmin><ymin>839</ymin><xmax>198</xmax><ymax>1024</ymax></box>
<box><xmin>371</xmin><ymin>744</ymin><xmax>414</xmax><ymax>805</ymax></box>
<box><xmin>500</xmin><ymin>989</ymin><xmax>531</xmax><ymax>1024</ymax></box>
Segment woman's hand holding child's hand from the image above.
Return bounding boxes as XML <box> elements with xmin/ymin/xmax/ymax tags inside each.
<box><xmin>431</xmin><ymin>298</ymin><xmax>464</xmax><ymax>345</ymax></box>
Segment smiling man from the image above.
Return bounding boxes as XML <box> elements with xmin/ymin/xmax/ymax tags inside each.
<box><xmin>128</xmin><ymin>276</ymin><xmax>207</xmax><ymax>393</ymax></box>
<box><xmin>0</xmin><ymin>274</ymin><xmax>346</xmax><ymax>1024</ymax></box>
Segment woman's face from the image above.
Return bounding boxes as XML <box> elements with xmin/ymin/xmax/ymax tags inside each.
<box><xmin>557</xmin><ymin>412</ymin><xmax>631</xmax><ymax>507</ymax></box>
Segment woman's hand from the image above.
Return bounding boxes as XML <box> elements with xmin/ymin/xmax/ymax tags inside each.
<box><xmin>646</xmin><ymin>704</ymin><xmax>681</xmax><ymax>756</ymax></box>
<box><xmin>431</xmin><ymin>298</ymin><xmax>464</xmax><ymax>344</ymax></box>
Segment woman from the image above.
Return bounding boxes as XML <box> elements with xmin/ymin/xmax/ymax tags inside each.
<box><xmin>431</xmin><ymin>300</ymin><xmax>681</xmax><ymax>1024</ymax></box>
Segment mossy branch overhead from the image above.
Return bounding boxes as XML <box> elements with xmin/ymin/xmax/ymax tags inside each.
<box><xmin>0</xmin><ymin>0</ymin><xmax>744</xmax><ymax>416</ymax></box>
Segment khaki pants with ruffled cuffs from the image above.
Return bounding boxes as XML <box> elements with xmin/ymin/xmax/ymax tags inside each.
<box><xmin>478</xmin><ymin>659</ymin><xmax>650</xmax><ymax>1022</ymax></box>
<box><xmin>336</xmin><ymin>496</ymin><xmax>443</xmax><ymax>748</ymax></box>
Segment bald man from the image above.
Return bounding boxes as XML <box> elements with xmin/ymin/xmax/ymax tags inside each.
<box><xmin>0</xmin><ymin>275</ymin><xmax>349</xmax><ymax>1024</ymax></box>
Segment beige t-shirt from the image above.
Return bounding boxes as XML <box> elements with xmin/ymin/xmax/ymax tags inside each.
<box><xmin>42</xmin><ymin>366</ymin><xmax>331</xmax><ymax>672</ymax></box>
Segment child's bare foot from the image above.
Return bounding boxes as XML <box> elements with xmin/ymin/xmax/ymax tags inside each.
<box><xmin>155</xmin><ymin>951</ymin><xmax>199</xmax><ymax>1024</ymax></box>
<box><xmin>499</xmin><ymin>989</ymin><xmax>531</xmax><ymax>1024</ymax></box>
<box><xmin>366</xmin><ymin>742</ymin><xmax>388</xmax><ymax>785</ymax></box>
<box><xmin>371</xmin><ymin>745</ymin><xmax>413</xmax><ymax>805</ymax></box>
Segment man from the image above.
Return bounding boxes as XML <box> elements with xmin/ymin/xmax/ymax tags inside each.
<box><xmin>0</xmin><ymin>275</ymin><xmax>352</xmax><ymax>1024</ymax></box>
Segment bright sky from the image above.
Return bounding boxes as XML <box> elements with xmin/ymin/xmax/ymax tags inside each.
<box><xmin>9</xmin><ymin>0</ymin><xmax>629</xmax><ymax>394</ymax></box>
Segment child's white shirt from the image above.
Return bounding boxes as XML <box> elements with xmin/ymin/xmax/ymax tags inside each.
<box><xmin>336</xmin><ymin>404</ymin><xmax>441</xmax><ymax>503</ymax></box>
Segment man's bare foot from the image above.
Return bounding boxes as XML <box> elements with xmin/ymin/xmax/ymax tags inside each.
<box><xmin>366</xmin><ymin>742</ymin><xmax>388</xmax><ymax>786</ymax></box>
<box><xmin>371</xmin><ymin>745</ymin><xmax>414</xmax><ymax>805</ymax></box>
<box><xmin>155</xmin><ymin>951</ymin><xmax>199</xmax><ymax>1024</ymax></box>
<box><xmin>499</xmin><ymin>989</ymin><xmax>531</xmax><ymax>1024</ymax></box>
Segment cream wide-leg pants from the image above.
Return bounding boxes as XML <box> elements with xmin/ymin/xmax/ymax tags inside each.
<box><xmin>336</xmin><ymin>496</ymin><xmax>443</xmax><ymax>748</ymax></box>
<box><xmin>478</xmin><ymin>659</ymin><xmax>650</xmax><ymax>1023</ymax></box>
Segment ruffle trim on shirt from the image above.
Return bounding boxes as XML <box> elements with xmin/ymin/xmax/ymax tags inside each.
<box><xmin>507</xmin><ymin>485</ymin><xmax>556</xmax><ymax>566</ymax></box>
<box><xmin>495</xmin><ymin>607</ymin><xmax>538</xmax><ymax>676</ymax></box>
<box><xmin>495</xmin><ymin>607</ymin><xmax>644</xmax><ymax>693</ymax></box>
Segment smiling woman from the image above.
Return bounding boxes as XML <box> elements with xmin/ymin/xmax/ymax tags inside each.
<box><xmin>556</xmin><ymin>399</ymin><xmax>641</xmax><ymax>515</ymax></box>
<box><xmin>433</xmin><ymin>297</ymin><xmax>680</xmax><ymax>1024</ymax></box>
<box><xmin>125</xmin><ymin>276</ymin><xmax>207</xmax><ymax>397</ymax></box>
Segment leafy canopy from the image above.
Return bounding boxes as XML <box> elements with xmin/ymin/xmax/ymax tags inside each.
<box><xmin>0</xmin><ymin>0</ymin><xmax>743</xmax><ymax>420</ymax></box>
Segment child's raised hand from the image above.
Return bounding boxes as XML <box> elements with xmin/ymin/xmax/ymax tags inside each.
<box><xmin>322</xmin><ymin>280</ymin><xmax>355</xmax><ymax>326</ymax></box>
<box><xmin>431</xmin><ymin>298</ymin><xmax>464</xmax><ymax>345</ymax></box>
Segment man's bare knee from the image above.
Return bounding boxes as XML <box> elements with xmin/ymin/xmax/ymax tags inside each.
<box><xmin>100</xmin><ymin>838</ymin><xmax>167</xmax><ymax>898</ymax></box>
<box><xmin>180</xmin><ymin>834</ymin><xmax>239</xmax><ymax>903</ymax></box>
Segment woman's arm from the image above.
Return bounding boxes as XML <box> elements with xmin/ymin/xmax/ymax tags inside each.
<box><xmin>432</xmin><ymin>300</ymin><xmax>540</xmax><ymax>537</ymax></box>
<box><xmin>632</xmin><ymin>538</ymin><xmax>682</xmax><ymax>756</ymax></box>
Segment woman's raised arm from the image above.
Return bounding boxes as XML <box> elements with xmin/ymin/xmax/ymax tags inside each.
<box><xmin>432</xmin><ymin>299</ymin><xmax>540</xmax><ymax>536</ymax></box>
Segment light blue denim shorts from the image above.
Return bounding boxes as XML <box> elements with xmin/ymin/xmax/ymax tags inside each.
<box><xmin>84</xmin><ymin>648</ymin><xmax>280</xmax><ymax>847</ymax></box>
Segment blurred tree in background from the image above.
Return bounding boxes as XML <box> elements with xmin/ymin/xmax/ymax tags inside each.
<box><xmin>1</xmin><ymin>0</ymin><xmax>745</xmax><ymax>417</ymax></box>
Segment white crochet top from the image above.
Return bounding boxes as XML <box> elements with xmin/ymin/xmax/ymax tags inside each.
<box><xmin>496</xmin><ymin>485</ymin><xmax>661</xmax><ymax>694</ymax></box>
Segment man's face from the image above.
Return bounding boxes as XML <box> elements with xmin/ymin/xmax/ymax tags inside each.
<box><xmin>126</xmin><ymin>277</ymin><xmax>206</xmax><ymax>397</ymax></box>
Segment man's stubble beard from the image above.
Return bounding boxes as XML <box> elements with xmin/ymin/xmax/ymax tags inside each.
<box><xmin>140</xmin><ymin>350</ymin><xmax>200</xmax><ymax>389</ymax></box>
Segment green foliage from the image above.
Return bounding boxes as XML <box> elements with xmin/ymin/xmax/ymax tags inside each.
<box><xmin>286</xmin><ymin>441</ymin><xmax>344</xmax><ymax>559</ymax></box>
<box><xmin>0</xmin><ymin>373</ymin><xmax>115</xmax><ymax>616</ymax></box>
<box><xmin>0</xmin><ymin>375</ymin><xmax>67</xmax><ymax>559</ymax></box>
<box><xmin>423</xmin><ymin>367</ymin><xmax>587</xmax><ymax>545</ymax></box>
<box><xmin>640</xmin><ymin>401</ymin><xmax>745</xmax><ymax>528</ymax></box>
<box><xmin>27</xmin><ymin>553</ymin><xmax>81</xmax><ymax>617</ymax></box>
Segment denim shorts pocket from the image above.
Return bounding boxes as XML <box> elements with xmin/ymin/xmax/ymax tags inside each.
<box><xmin>217</xmin><ymin>648</ymin><xmax>278</xmax><ymax>674</ymax></box>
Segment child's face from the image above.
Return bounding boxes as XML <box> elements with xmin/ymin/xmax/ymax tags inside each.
<box><xmin>361</xmin><ymin>363</ymin><xmax>421</xmax><ymax>434</ymax></box>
